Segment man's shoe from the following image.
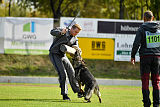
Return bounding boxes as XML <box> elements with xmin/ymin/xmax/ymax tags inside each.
<box><xmin>77</xmin><ymin>92</ymin><xmax>84</xmax><ymax>98</ymax></box>
<box><xmin>63</xmin><ymin>94</ymin><xmax>71</xmax><ymax>101</ymax></box>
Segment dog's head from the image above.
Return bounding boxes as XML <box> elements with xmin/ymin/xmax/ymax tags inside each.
<box><xmin>72</xmin><ymin>51</ymin><xmax>86</xmax><ymax>68</ymax></box>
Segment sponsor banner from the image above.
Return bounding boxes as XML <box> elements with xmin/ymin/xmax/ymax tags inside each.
<box><xmin>4</xmin><ymin>17</ymin><xmax>53</xmax><ymax>55</ymax></box>
<box><xmin>78</xmin><ymin>37</ymin><xmax>114</xmax><ymax>60</ymax></box>
<box><xmin>61</xmin><ymin>17</ymin><xmax>143</xmax><ymax>37</ymax></box>
<box><xmin>114</xmin><ymin>35</ymin><xmax>140</xmax><ymax>61</ymax></box>
<box><xmin>98</xmin><ymin>21</ymin><xmax>142</xmax><ymax>34</ymax></box>
<box><xmin>0</xmin><ymin>18</ymin><xmax>5</xmax><ymax>38</ymax></box>
<box><xmin>0</xmin><ymin>18</ymin><xmax>4</xmax><ymax>53</ymax></box>
<box><xmin>0</xmin><ymin>37</ymin><xmax>4</xmax><ymax>53</ymax></box>
<box><xmin>60</xmin><ymin>17</ymin><xmax>97</xmax><ymax>37</ymax></box>
<box><xmin>5</xmin><ymin>49</ymin><xmax>48</xmax><ymax>55</ymax></box>
<box><xmin>98</xmin><ymin>21</ymin><xmax>115</xmax><ymax>33</ymax></box>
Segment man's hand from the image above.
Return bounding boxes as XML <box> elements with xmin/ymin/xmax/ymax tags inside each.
<box><xmin>131</xmin><ymin>57</ymin><xmax>135</xmax><ymax>65</ymax></box>
<box><xmin>61</xmin><ymin>28</ymin><xmax>67</xmax><ymax>35</ymax></box>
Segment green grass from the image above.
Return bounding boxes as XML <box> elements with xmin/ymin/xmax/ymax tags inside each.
<box><xmin>0</xmin><ymin>54</ymin><xmax>140</xmax><ymax>80</ymax></box>
<box><xmin>0</xmin><ymin>83</ymin><xmax>150</xmax><ymax>107</ymax></box>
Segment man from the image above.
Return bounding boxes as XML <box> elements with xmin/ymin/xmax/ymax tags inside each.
<box><xmin>49</xmin><ymin>24</ymin><xmax>83</xmax><ymax>100</ymax></box>
<box><xmin>131</xmin><ymin>11</ymin><xmax>160</xmax><ymax>107</ymax></box>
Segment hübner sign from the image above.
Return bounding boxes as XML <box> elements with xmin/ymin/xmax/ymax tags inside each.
<box><xmin>116</xmin><ymin>22</ymin><xmax>142</xmax><ymax>34</ymax></box>
<box><xmin>98</xmin><ymin>21</ymin><xmax>142</xmax><ymax>34</ymax></box>
<box><xmin>120</xmin><ymin>25</ymin><xmax>139</xmax><ymax>32</ymax></box>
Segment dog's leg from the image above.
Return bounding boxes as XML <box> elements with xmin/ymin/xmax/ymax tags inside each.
<box><xmin>84</xmin><ymin>88</ymin><xmax>91</xmax><ymax>103</ymax></box>
<box><xmin>78</xmin><ymin>81</ymin><xmax>83</xmax><ymax>93</ymax></box>
<box><xmin>94</xmin><ymin>86</ymin><xmax>102</xmax><ymax>103</ymax></box>
<box><xmin>85</xmin><ymin>88</ymin><xmax>94</xmax><ymax>100</ymax></box>
<box><xmin>78</xmin><ymin>81</ymin><xmax>84</xmax><ymax>98</ymax></box>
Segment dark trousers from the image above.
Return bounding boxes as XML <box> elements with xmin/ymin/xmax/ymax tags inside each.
<box><xmin>49</xmin><ymin>52</ymin><xmax>80</xmax><ymax>95</ymax></box>
<box><xmin>140</xmin><ymin>56</ymin><xmax>160</xmax><ymax>107</ymax></box>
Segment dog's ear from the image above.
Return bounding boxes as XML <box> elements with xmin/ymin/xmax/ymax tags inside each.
<box><xmin>81</xmin><ymin>60</ymin><xmax>86</xmax><ymax>65</ymax></box>
<box><xmin>82</xmin><ymin>60</ymin><xmax>86</xmax><ymax>64</ymax></box>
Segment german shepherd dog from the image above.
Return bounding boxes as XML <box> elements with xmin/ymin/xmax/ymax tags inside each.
<box><xmin>72</xmin><ymin>50</ymin><xmax>102</xmax><ymax>103</ymax></box>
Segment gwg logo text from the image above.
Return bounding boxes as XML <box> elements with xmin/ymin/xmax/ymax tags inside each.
<box><xmin>92</xmin><ymin>41</ymin><xmax>105</xmax><ymax>50</ymax></box>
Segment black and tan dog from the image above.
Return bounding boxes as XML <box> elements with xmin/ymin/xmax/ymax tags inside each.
<box><xmin>72</xmin><ymin>50</ymin><xmax>102</xmax><ymax>103</ymax></box>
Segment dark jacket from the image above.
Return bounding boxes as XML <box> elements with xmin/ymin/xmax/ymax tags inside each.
<box><xmin>131</xmin><ymin>22</ymin><xmax>160</xmax><ymax>58</ymax></box>
<box><xmin>49</xmin><ymin>27</ymin><xmax>79</xmax><ymax>54</ymax></box>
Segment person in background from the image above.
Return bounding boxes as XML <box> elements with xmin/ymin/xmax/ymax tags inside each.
<box><xmin>131</xmin><ymin>11</ymin><xmax>160</xmax><ymax>107</ymax></box>
<box><xmin>49</xmin><ymin>24</ymin><xmax>83</xmax><ymax>101</ymax></box>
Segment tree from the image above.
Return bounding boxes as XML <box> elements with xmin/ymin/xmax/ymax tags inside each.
<box><xmin>17</xmin><ymin>0</ymin><xmax>79</xmax><ymax>27</ymax></box>
<box><xmin>119</xmin><ymin>0</ymin><xmax>124</xmax><ymax>19</ymax></box>
<box><xmin>4</xmin><ymin>0</ymin><xmax>160</xmax><ymax>21</ymax></box>
<box><xmin>150</xmin><ymin>0</ymin><xmax>160</xmax><ymax>20</ymax></box>
<box><xmin>9</xmin><ymin>0</ymin><xmax>11</xmax><ymax>16</ymax></box>
<box><xmin>49</xmin><ymin>0</ymin><xmax>64</xmax><ymax>19</ymax></box>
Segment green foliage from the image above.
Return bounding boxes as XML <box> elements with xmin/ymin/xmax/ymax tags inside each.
<box><xmin>0</xmin><ymin>0</ymin><xmax>160</xmax><ymax>20</ymax></box>
<box><xmin>0</xmin><ymin>54</ymin><xmax>57</xmax><ymax>77</ymax></box>
<box><xmin>0</xmin><ymin>1</ymin><xmax>32</xmax><ymax>17</ymax></box>
<box><xmin>0</xmin><ymin>54</ymin><xmax>140</xmax><ymax>79</ymax></box>
<box><xmin>149</xmin><ymin>0</ymin><xmax>160</xmax><ymax>20</ymax></box>
<box><xmin>10</xmin><ymin>2</ymin><xmax>27</xmax><ymax>17</ymax></box>
<box><xmin>85</xmin><ymin>59</ymin><xmax>140</xmax><ymax>79</ymax></box>
<box><xmin>0</xmin><ymin>6</ymin><xmax>5</xmax><ymax>17</ymax></box>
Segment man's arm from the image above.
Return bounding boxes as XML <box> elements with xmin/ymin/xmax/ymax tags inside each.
<box><xmin>50</xmin><ymin>27</ymin><xmax>67</xmax><ymax>37</ymax></box>
<box><xmin>131</xmin><ymin>28</ymin><xmax>142</xmax><ymax>64</ymax></box>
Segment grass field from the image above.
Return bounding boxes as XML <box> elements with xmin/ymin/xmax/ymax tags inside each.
<box><xmin>0</xmin><ymin>83</ymin><xmax>151</xmax><ymax>107</ymax></box>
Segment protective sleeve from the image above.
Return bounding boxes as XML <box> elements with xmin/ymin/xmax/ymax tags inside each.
<box><xmin>131</xmin><ymin>28</ymin><xmax>142</xmax><ymax>58</ymax></box>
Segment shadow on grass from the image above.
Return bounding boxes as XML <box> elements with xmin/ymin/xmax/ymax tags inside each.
<box><xmin>0</xmin><ymin>99</ymin><xmax>84</xmax><ymax>103</ymax></box>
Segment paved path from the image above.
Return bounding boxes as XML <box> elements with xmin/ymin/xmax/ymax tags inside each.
<box><xmin>0</xmin><ymin>76</ymin><xmax>148</xmax><ymax>86</ymax></box>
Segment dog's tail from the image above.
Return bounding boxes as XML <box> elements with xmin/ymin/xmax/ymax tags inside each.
<box><xmin>94</xmin><ymin>86</ymin><xmax>102</xmax><ymax>103</ymax></box>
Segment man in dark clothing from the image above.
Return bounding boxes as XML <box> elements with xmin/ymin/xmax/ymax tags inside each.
<box><xmin>49</xmin><ymin>24</ymin><xmax>83</xmax><ymax>101</ymax></box>
<box><xmin>131</xmin><ymin>11</ymin><xmax>160</xmax><ymax>107</ymax></box>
